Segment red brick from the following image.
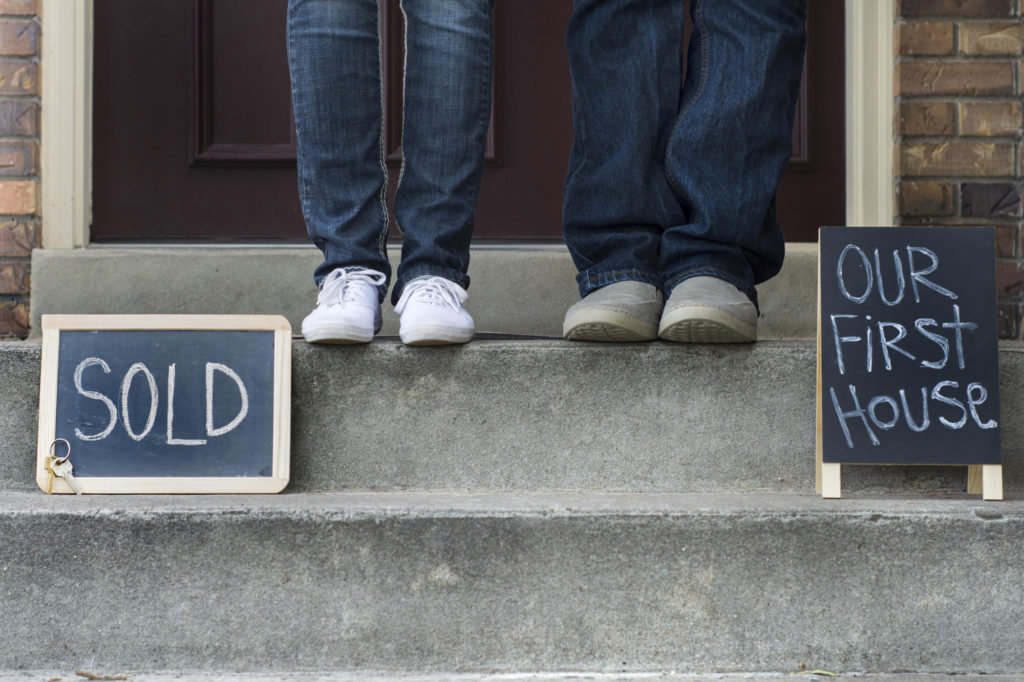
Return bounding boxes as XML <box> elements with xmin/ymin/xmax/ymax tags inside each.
<box><xmin>0</xmin><ymin>19</ymin><xmax>37</xmax><ymax>56</ymax></box>
<box><xmin>899</xmin><ymin>101</ymin><xmax>956</xmax><ymax>135</ymax></box>
<box><xmin>0</xmin><ymin>259</ymin><xmax>27</xmax><ymax>294</ymax></box>
<box><xmin>0</xmin><ymin>180</ymin><xmax>36</xmax><ymax>214</ymax></box>
<box><xmin>0</xmin><ymin>0</ymin><xmax>38</xmax><ymax>14</ymax></box>
<box><xmin>898</xmin><ymin>181</ymin><xmax>956</xmax><ymax>215</ymax></box>
<box><xmin>959</xmin><ymin>100</ymin><xmax>1023</xmax><ymax>135</ymax></box>
<box><xmin>899</xmin><ymin>21</ymin><xmax>956</xmax><ymax>54</ymax></box>
<box><xmin>0</xmin><ymin>58</ymin><xmax>36</xmax><ymax>95</ymax></box>
<box><xmin>897</xmin><ymin>61</ymin><xmax>1015</xmax><ymax>96</ymax></box>
<box><xmin>900</xmin><ymin>140</ymin><xmax>1016</xmax><ymax>175</ymax></box>
<box><xmin>0</xmin><ymin>140</ymin><xmax>37</xmax><ymax>176</ymax></box>
<box><xmin>997</xmin><ymin>302</ymin><xmax>1020</xmax><ymax>338</ymax></box>
<box><xmin>993</xmin><ymin>224</ymin><xmax>1017</xmax><ymax>257</ymax></box>
<box><xmin>0</xmin><ymin>100</ymin><xmax>36</xmax><ymax>135</ymax></box>
<box><xmin>960</xmin><ymin>21</ymin><xmax>1023</xmax><ymax>55</ymax></box>
<box><xmin>900</xmin><ymin>0</ymin><xmax>1015</xmax><ymax>17</ymax></box>
<box><xmin>0</xmin><ymin>219</ymin><xmax>36</xmax><ymax>256</ymax></box>
<box><xmin>962</xmin><ymin>182</ymin><xmax>1023</xmax><ymax>217</ymax></box>
<box><xmin>0</xmin><ymin>299</ymin><xmax>28</xmax><ymax>338</ymax></box>
<box><xmin>996</xmin><ymin>260</ymin><xmax>1023</xmax><ymax>297</ymax></box>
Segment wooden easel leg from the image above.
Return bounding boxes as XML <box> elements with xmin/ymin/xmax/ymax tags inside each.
<box><xmin>821</xmin><ymin>463</ymin><xmax>842</xmax><ymax>498</ymax></box>
<box><xmin>967</xmin><ymin>465</ymin><xmax>982</xmax><ymax>494</ymax></box>
<box><xmin>815</xmin><ymin>449</ymin><xmax>822</xmax><ymax>494</ymax></box>
<box><xmin>982</xmin><ymin>465</ymin><xmax>1003</xmax><ymax>501</ymax></box>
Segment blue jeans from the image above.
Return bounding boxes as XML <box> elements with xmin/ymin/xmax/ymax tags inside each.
<box><xmin>563</xmin><ymin>0</ymin><xmax>807</xmax><ymax>307</ymax></box>
<box><xmin>287</xmin><ymin>0</ymin><xmax>494</xmax><ymax>304</ymax></box>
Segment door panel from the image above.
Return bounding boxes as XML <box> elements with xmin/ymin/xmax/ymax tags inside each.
<box><xmin>92</xmin><ymin>0</ymin><xmax>842</xmax><ymax>243</ymax></box>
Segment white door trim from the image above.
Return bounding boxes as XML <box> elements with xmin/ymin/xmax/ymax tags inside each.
<box><xmin>845</xmin><ymin>0</ymin><xmax>895</xmax><ymax>227</ymax></box>
<box><xmin>39</xmin><ymin>0</ymin><xmax>893</xmax><ymax>248</ymax></box>
<box><xmin>40</xmin><ymin>0</ymin><xmax>93</xmax><ymax>249</ymax></box>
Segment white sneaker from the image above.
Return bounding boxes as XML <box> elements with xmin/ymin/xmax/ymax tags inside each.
<box><xmin>395</xmin><ymin>276</ymin><xmax>474</xmax><ymax>345</ymax></box>
<box><xmin>301</xmin><ymin>268</ymin><xmax>385</xmax><ymax>344</ymax></box>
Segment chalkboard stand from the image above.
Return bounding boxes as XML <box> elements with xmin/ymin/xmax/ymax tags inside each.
<box><xmin>815</xmin><ymin>458</ymin><xmax>1002</xmax><ymax>500</ymax></box>
<box><xmin>815</xmin><ymin>232</ymin><xmax>1003</xmax><ymax>501</ymax></box>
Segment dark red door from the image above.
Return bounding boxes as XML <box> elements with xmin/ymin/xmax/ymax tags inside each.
<box><xmin>92</xmin><ymin>0</ymin><xmax>841</xmax><ymax>243</ymax></box>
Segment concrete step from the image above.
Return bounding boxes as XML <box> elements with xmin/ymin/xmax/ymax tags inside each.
<box><xmin>2</xmin><ymin>671</ymin><xmax>1024</xmax><ymax>675</ymax></box>
<box><xmin>29</xmin><ymin>244</ymin><xmax>818</xmax><ymax>340</ymax></box>
<box><xmin>2</xmin><ymin>491</ymin><xmax>1022</xmax><ymax>674</ymax></box>
<box><xmin>3</xmin><ymin>340</ymin><xmax>1023</xmax><ymax>494</ymax></box>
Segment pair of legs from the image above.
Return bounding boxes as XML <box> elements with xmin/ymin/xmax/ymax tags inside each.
<box><xmin>562</xmin><ymin>0</ymin><xmax>807</xmax><ymax>342</ymax></box>
<box><xmin>287</xmin><ymin>0</ymin><xmax>494</xmax><ymax>344</ymax></box>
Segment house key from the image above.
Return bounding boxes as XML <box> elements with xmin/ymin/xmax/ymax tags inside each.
<box><xmin>47</xmin><ymin>439</ymin><xmax>82</xmax><ymax>495</ymax></box>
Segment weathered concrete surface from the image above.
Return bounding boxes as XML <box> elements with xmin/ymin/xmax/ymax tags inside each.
<box><xmin>0</xmin><ymin>342</ymin><xmax>41</xmax><ymax>492</ymax></box>
<box><xmin>3</xmin><ymin>341</ymin><xmax>1024</xmax><ymax>493</ymax></box>
<box><xmin>0</xmin><ymin>671</ymin><xmax>1019</xmax><ymax>675</ymax></box>
<box><xmin>29</xmin><ymin>245</ymin><xmax>818</xmax><ymax>340</ymax></box>
<box><xmin>1</xmin><ymin>492</ymin><xmax>1022</xmax><ymax>674</ymax></box>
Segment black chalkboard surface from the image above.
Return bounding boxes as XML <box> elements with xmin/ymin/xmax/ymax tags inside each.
<box><xmin>37</xmin><ymin>315</ymin><xmax>291</xmax><ymax>493</ymax></box>
<box><xmin>818</xmin><ymin>227</ymin><xmax>1001</xmax><ymax>467</ymax></box>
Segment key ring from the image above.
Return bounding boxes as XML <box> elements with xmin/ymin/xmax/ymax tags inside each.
<box><xmin>49</xmin><ymin>438</ymin><xmax>71</xmax><ymax>464</ymax></box>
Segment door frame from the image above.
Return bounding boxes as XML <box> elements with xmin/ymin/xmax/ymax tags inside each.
<box><xmin>40</xmin><ymin>0</ymin><xmax>894</xmax><ymax>249</ymax></box>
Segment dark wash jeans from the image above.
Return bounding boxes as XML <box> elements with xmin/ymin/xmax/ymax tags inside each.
<box><xmin>287</xmin><ymin>0</ymin><xmax>494</xmax><ymax>304</ymax></box>
<box><xmin>563</xmin><ymin>0</ymin><xmax>807</xmax><ymax>307</ymax></box>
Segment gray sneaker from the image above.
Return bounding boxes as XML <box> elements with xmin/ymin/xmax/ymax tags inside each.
<box><xmin>658</xmin><ymin>276</ymin><xmax>757</xmax><ymax>343</ymax></box>
<box><xmin>563</xmin><ymin>281</ymin><xmax>664</xmax><ymax>342</ymax></box>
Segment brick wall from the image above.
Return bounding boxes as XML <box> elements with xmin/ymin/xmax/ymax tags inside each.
<box><xmin>0</xmin><ymin>0</ymin><xmax>38</xmax><ymax>339</ymax></box>
<box><xmin>895</xmin><ymin>0</ymin><xmax>1024</xmax><ymax>338</ymax></box>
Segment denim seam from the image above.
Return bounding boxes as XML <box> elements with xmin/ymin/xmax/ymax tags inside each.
<box><xmin>580</xmin><ymin>270</ymin><xmax>661</xmax><ymax>293</ymax></box>
<box><xmin>582</xmin><ymin>268</ymin><xmax>660</xmax><ymax>281</ymax></box>
<box><xmin>665</xmin><ymin>0</ymin><xmax>710</xmax><ymax>200</ymax></box>
<box><xmin>393</xmin><ymin>0</ymin><xmax>410</xmax><ymax>239</ymax></box>
<box><xmin>375</xmin><ymin>2</ymin><xmax>391</xmax><ymax>259</ymax></box>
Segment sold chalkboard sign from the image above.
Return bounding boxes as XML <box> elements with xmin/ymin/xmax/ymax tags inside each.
<box><xmin>37</xmin><ymin>315</ymin><xmax>291</xmax><ymax>493</ymax></box>
<box><xmin>817</xmin><ymin>227</ymin><xmax>1002</xmax><ymax>498</ymax></box>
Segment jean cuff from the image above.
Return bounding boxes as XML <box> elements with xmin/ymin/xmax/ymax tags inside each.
<box><xmin>576</xmin><ymin>268</ymin><xmax>662</xmax><ymax>298</ymax></box>
<box><xmin>392</xmin><ymin>266</ymin><xmax>471</xmax><ymax>305</ymax></box>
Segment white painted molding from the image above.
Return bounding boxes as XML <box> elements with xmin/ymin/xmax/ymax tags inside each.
<box><xmin>40</xmin><ymin>0</ymin><xmax>93</xmax><ymax>249</ymax></box>
<box><xmin>845</xmin><ymin>0</ymin><xmax>895</xmax><ymax>227</ymax></box>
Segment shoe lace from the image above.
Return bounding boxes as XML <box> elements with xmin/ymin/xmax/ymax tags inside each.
<box><xmin>397</xmin><ymin>276</ymin><xmax>465</xmax><ymax>312</ymax></box>
<box><xmin>318</xmin><ymin>268</ymin><xmax>386</xmax><ymax>306</ymax></box>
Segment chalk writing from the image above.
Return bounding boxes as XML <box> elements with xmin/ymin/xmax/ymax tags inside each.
<box><xmin>819</xmin><ymin>227</ymin><xmax>1000</xmax><ymax>466</ymax></box>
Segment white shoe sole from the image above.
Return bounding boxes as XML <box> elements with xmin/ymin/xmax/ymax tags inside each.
<box><xmin>400</xmin><ymin>323</ymin><xmax>474</xmax><ymax>346</ymax></box>
<box><xmin>563</xmin><ymin>309</ymin><xmax>657</xmax><ymax>342</ymax></box>
<box><xmin>302</xmin><ymin>322</ymin><xmax>375</xmax><ymax>344</ymax></box>
<box><xmin>658</xmin><ymin>305</ymin><xmax>756</xmax><ymax>343</ymax></box>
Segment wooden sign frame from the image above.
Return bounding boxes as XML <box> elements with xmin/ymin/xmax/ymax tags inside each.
<box><xmin>815</xmin><ymin>227</ymin><xmax>1002</xmax><ymax>500</ymax></box>
<box><xmin>37</xmin><ymin>314</ymin><xmax>292</xmax><ymax>494</ymax></box>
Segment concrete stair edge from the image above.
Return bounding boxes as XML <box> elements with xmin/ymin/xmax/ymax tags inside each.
<box><xmin>28</xmin><ymin>244</ymin><xmax>819</xmax><ymax>340</ymax></box>
<box><xmin>3</xmin><ymin>340</ymin><xmax>1023</xmax><ymax>494</ymax></box>
<box><xmin>2</xmin><ymin>491</ymin><xmax>1022</xmax><ymax>674</ymax></box>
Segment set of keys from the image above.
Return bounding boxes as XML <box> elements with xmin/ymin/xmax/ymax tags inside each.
<box><xmin>44</xmin><ymin>438</ymin><xmax>82</xmax><ymax>495</ymax></box>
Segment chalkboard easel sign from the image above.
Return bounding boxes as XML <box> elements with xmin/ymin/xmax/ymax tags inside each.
<box><xmin>816</xmin><ymin>227</ymin><xmax>1002</xmax><ymax>500</ymax></box>
<box><xmin>37</xmin><ymin>315</ymin><xmax>291</xmax><ymax>494</ymax></box>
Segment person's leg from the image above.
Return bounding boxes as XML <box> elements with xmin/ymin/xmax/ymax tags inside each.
<box><xmin>391</xmin><ymin>0</ymin><xmax>495</xmax><ymax>305</ymax></box>
<box><xmin>561</xmin><ymin>0</ymin><xmax>685</xmax><ymax>341</ymax></box>
<box><xmin>287</xmin><ymin>0</ymin><xmax>391</xmax><ymax>295</ymax></box>
<box><xmin>562</xmin><ymin>0</ymin><xmax>686</xmax><ymax>298</ymax></box>
<box><xmin>288</xmin><ymin>0</ymin><xmax>390</xmax><ymax>343</ymax></box>
<box><xmin>659</xmin><ymin>0</ymin><xmax>807</xmax><ymax>307</ymax></box>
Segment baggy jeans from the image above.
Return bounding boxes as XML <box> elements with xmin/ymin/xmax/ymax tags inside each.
<box><xmin>563</xmin><ymin>0</ymin><xmax>807</xmax><ymax>307</ymax></box>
